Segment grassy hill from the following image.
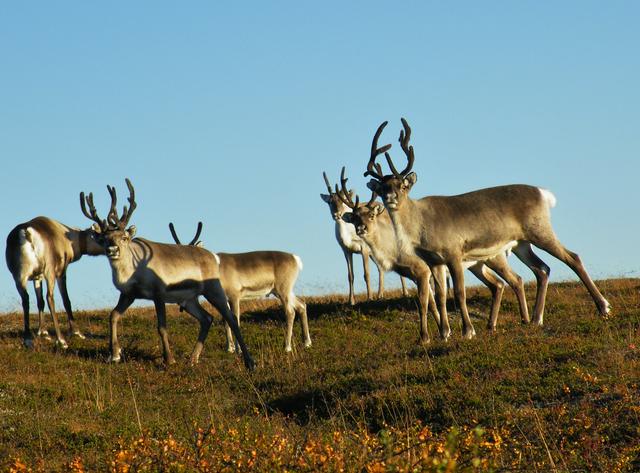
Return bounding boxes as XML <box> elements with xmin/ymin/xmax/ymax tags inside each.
<box><xmin>0</xmin><ymin>279</ymin><xmax>639</xmax><ymax>472</ymax></box>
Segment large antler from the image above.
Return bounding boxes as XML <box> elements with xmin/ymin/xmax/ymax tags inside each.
<box><xmin>386</xmin><ymin>117</ymin><xmax>415</xmax><ymax>178</ymax></box>
<box><xmin>364</xmin><ymin>121</ymin><xmax>392</xmax><ymax>180</ymax></box>
<box><xmin>80</xmin><ymin>191</ymin><xmax>108</xmax><ymax>231</ymax></box>
<box><xmin>169</xmin><ymin>222</ymin><xmax>203</xmax><ymax>246</ymax></box>
<box><xmin>104</xmin><ymin>179</ymin><xmax>137</xmax><ymax>230</ymax></box>
<box><xmin>80</xmin><ymin>178</ymin><xmax>137</xmax><ymax>231</ymax></box>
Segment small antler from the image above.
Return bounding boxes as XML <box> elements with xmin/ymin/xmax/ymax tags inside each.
<box><xmin>364</xmin><ymin>121</ymin><xmax>392</xmax><ymax>180</ymax></box>
<box><xmin>169</xmin><ymin>222</ymin><xmax>203</xmax><ymax>246</ymax></box>
<box><xmin>336</xmin><ymin>167</ymin><xmax>359</xmax><ymax>209</ymax></box>
<box><xmin>322</xmin><ymin>172</ymin><xmax>334</xmax><ymax>195</ymax></box>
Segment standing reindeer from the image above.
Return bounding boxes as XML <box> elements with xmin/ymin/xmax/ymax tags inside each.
<box><xmin>321</xmin><ymin>172</ymin><xmax>407</xmax><ymax>305</ymax></box>
<box><xmin>5</xmin><ymin>216</ymin><xmax>104</xmax><ymax>348</ymax></box>
<box><xmin>337</xmin><ymin>167</ymin><xmax>530</xmax><ymax>342</ymax></box>
<box><xmin>169</xmin><ymin>222</ymin><xmax>311</xmax><ymax>353</ymax></box>
<box><xmin>79</xmin><ymin>179</ymin><xmax>254</xmax><ymax>369</ymax></box>
<box><xmin>365</xmin><ymin>119</ymin><xmax>610</xmax><ymax>339</ymax></box>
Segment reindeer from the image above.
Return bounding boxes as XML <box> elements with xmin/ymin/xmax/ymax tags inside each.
<box><xmin>336</xmin><ymin>167</ymin><xmax>530</xmax><ymax>341</ymax></box>
<box><xmin>321</xmin><ymin>172</ymin><xmax>407</xmax><ymax>304</ymax></box>
<box><xmin>5</xmin><ymin>216</ymin><xmax>104</xmax><ymax>348</ymax></box>
<box><xmin>168</xmin><ymin>222</ymin><xmax>311</xmax><ymax>353</ymax></box>
<box><xmin>79</xmin><ymin>179</ymin><xmax>255</xmax><ymax>369</ymax></box>
<box><xmin>365</xmin><ymin>119</ymin><xmax>610</xmax><ymax>339</ymax></box>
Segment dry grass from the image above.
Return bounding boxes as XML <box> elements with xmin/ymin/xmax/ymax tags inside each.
<box><xmin>0</xmin><ymin>279</ymin><xmax>639</xmax><ymax>471</ymax></box>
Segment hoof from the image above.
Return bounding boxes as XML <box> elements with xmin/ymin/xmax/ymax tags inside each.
<box><xmin>304</xmin><ymin>340</ymin><xmax>312</xmax><ymax>349</ymax></box>
<box><xmin>285</xmin><ymin>345</ymin><xmax>293</xmax><ymax>353</ymax></box>
<box><xmin>245</xmin><ymin>358</ymin><xmax>256</xmax><ymax>371</ymax></box>
<box><xmin>107</xmin><ymin>349</ymin><xmax>122</xmax><ymax>363</ymax></box>
<box><xmin>55</xmin><ymin>339</ymin><xmax>68</xmax><ymax>349</ymax></box>
<box><xmin>37</xmin><ymin>330</ymin><xmax>51</xmax><ymax>340</ymax></box>
<box><xmin>462</xmin><ymin>329</ymin><xmax>476</xmax><ymax>340</ymax></box>
<box><xmin>227</xmin><ymin>346</ymin><xmax>236</xmax><ymax>353</ymax></box>
<box><xmin>601</xmin><ymin>300</ymin><xmax>612</xmax><ymax>318</ymax></box>
<box><xmin>72</xmin><ymin>331</ymin><xmax>86</xmax><ymax>340</ymax></box>
<box><xmin>24</xmin><ymin>338</ymin><xmax>34</xmax><ymax>349</ymax></box>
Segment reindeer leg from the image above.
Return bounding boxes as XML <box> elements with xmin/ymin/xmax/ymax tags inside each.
<box><xmin>514</xmin><ymin>242</ymin><xmax>550</xmax><ymax>325</ymax></box>
<box><xmin>204</xmin><ymin>280</ymin><xmax>255</xmax><ymax>370</ymax></box>
<box><xmin>449</xmin><ymin>261</ymin><xmax>476</xmax><ymax>339</ymax></box>
<box><xmin>33</xmin><ymin>279</ymin><xmax>50</xmax><ymax>340</ymax></box>
<box><xmin>108</xmin><ymin>293</ymin><xmax>135</xmax><ymax>363</ymax></box>
<box><xmin>16</xmin><ymin>280</ymin><xmax>33</xmax><ymax>348</ymax></box>
<box><xmin>154</xmin><ymin>299</ymin><xmax>175</xmax><ymax>365</ymax></box>
<box><xmin>44</xmin><ymin>277</ymin><xmax>67</xmax><ymax>349</ymax></box>
<box><xmin>468</xmin><ymin>263</ymin><xmax>505</xmax><ymax>331</ymax></box>
<box><xmin>343</xmin><ymin>249</ymin><xmax>355</xmax><ymax>305</ymax></box>
<box><xmin>58</xmin><ymin>272</ymin><xmax>85</xmax><ymax>339</ymax></box>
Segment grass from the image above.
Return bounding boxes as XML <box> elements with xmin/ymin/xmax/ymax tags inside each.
<box><xmin>0</xmin><ymin>278</ymin><xmax>639</xmax><ymax>472</ymax></box>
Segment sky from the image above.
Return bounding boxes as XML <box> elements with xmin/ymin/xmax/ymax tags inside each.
<box><xmin>1</xmin><ymin>1</ymin><xmax>639</xmax><ymax>313</ymax></box>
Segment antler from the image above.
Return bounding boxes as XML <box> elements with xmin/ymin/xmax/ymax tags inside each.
<box><xmin>336</xmin><ymin>167</ymin><xmax>359</xmax><ymax>209</ymax></box>
<box><xmin>80</xmin><ymin>191</ymin><xmax>107</xmax><ymax>231</ymax></box>
<box><xmin>322</xmin><ymin>172</ymin><xmax>334</xmax><ymax>195</ymax></box>
<box><xmin>79</xmin><ymin>178</ymin><xmax>137</xmax><ymax>231</ymax></box>
<box><xmin>169</xmin><ymin>222</ymin><xmax>203</xmax><ymax>246</ymax></box>
<box><xmin>364</xmin><ymin>121</ymin><xmax>392</xmax><ymax>180</ymax></box>
<box><xmin>337</xmin><ymin>167</ymin><xmax>379</xmax><ymax>210</ymax></box>
<box><xmin>386</xmin><ymin>117</ymin><xmax>415</xmax><ymax>178</ymax></box>
<box><xmin>104</xmin><ymin>179</ymin><xmax>137</xmax><ymax>230</ymax></box>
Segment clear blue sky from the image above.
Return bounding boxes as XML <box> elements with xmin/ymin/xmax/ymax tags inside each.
<box><xmin>1</xmin><ymin>2</ymin><xmax>639</xmax><ymax>312</ymax></box>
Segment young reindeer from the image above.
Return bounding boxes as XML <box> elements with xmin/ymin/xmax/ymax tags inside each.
<box><xmin>79</xmin><ymin>179</ymin><xmax>255</xmax><ymax>369</ymax></box>
<box><xmin>169</xmin><ymin>222</ymin><xmax>311</xmax><ymax>353</ymax></box>
<box><xmin>321</xmin><ymin>172</ymin><xmax>407</xmax><ymax>304</ymax></box>
<box><xmin>365</xmin><ymin>119</ymin><xmax>611</xmax><ymax>339</ymax></box>
<box><xmin>5</xmin><ymin>217</ymin><xmax>104</xmax><ymax>348</ymax></box>
<box><xmin>337</xmin><ymin>167</ymin><xmax>530</xmax><ymax>339</ymax></box>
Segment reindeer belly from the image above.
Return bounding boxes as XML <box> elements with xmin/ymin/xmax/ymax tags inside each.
<box><xmin>464</xmin><ymin>240</ymin><xmax>518</xmax><ymax>262</ymax></box>
<box><xmin>239</xmin><ymin>284</ymin><xmax>275</xmax><ymax>300</ymax></box>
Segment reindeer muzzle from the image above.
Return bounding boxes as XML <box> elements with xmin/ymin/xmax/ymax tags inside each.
<box><xmin>106</xmin><ymin>246</ymin><xmax>120</xmax><ymax>259</ymax></box>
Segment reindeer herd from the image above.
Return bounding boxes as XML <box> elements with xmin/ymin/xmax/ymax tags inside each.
<box><xmin>5</xmin><ymin>119</ymin><xmax>611</xmax><ymax>371</ymax></box>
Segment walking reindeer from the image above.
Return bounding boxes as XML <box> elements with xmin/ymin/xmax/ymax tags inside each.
<box><xmin>169</xmin><ymin>222</ymin><xmax>311</xmax><ymax>353</ymax></box>
<box><xmin>365</xmin><ymin>119</ymin><xmax>610</xmax><ymax>339</ymax></box>
<box><xmin>79</xmin><ymin>179</ymin><xmax>255</xmax><ymax>369</ymax></box>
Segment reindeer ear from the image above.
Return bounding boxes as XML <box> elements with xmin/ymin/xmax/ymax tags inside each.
<box><xmin>403</xmin><ymin>172</ymin><xmax>417</xmax><ymax>188</ymax></box>
<box><xmin>373</xmin><ymin>203</ymin><xmax>386</xmax><ymax>216</ymax></box>
<box><xmin>342</xmin><ymin>212</ymin><xmax>354</xmax><ymax>224</ymax></box>
<box><xmin>195</xmin><ymin>241</ymin><xmax>204</xmax><ymax>248</ymax></box>
<box><xmin>367</xmin><ymin>180</ymin><xmax>382</xmax><ymax>193</ymax></box>
<box><xmin>91</xmin><ymin>223</ymin><xmax>102</xmax><ymax>233</ymax></box>
<box><xmin>127</xmin><ymin>225</ymin><xmax>137</xmax><ymax>238</ymax></box>
<box><xmin>320</xmin><ymin>193</ymin><xmax>331</xmax><ymax>203</ymax></box>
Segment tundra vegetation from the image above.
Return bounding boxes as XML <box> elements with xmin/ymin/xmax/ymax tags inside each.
<box><xmin>0</xmin><ymin>278</ymin><xmax>639</xmax><ymax>472</ymax></box>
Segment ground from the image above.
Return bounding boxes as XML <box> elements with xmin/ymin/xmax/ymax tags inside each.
<box><xmin>0</xmin><ymin>279</ymin><xmax>639</xmax><ymax>472</ymax></box>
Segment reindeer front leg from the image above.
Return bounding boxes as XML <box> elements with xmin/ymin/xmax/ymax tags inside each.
<box><xmin>108</xmin><ymin>293</ymin><xmax>135</xmax><ymax>363</ymax></box>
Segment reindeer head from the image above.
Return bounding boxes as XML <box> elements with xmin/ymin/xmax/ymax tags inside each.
<box><xmin>335</xmin><ymin>167</ymin><xmax>385</xmax><ymax>237</ymax></box>
<box><xmin>80</xmin><ymin>178</ymin><xmax>137</xmax><ymax>260</ymax></box>
<box><xmin>364</xmin><ymin>119</ymin><xmax>417</xmax><ymax>212</ymax></box>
